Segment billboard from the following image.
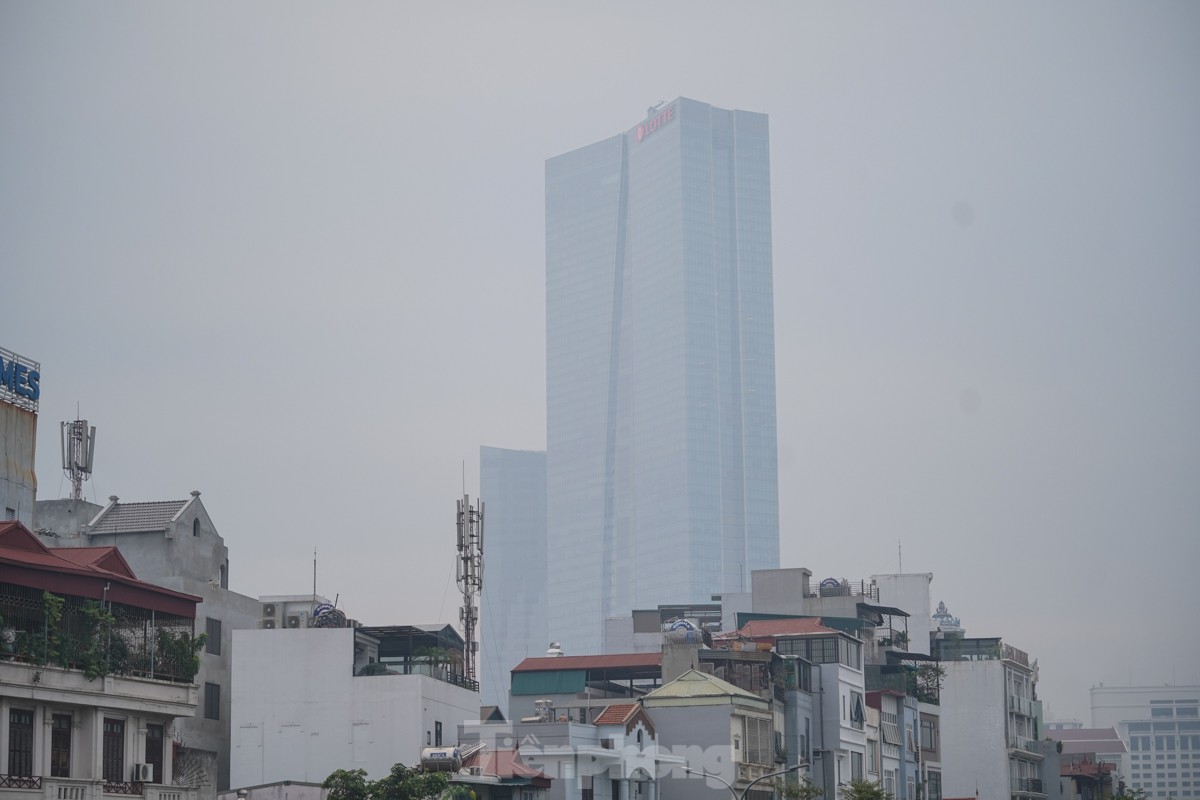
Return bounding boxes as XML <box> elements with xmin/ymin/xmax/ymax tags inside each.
<box><xmin>0</xmin><ymin>346</ymin><xmax>40</xmax><ymax>413</ymax></box>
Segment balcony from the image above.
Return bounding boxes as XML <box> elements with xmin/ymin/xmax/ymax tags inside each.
<box><xmin>1011</xmin><ymin>777</ymin><xmax>1045</xmax><ymax>796</ymax></box>
<box><xmin>1009</xmin><ymin>696</ymin><xmax>1035</xmax><ymax>717</ymax></box>
<box><xmin>0</xmin><ymin>777</ymin><xmax>198</xmax><ymax>800</ymax></box>
<box><xmin>0</xmin><ymin>662</ymin><xmax>197</xmax><ymax>716</ymax></box>
<box><xmin>1007</xmin><ymin>737</ymin><xmax>1043</xmax><ymax>758</ymax></box>
<box><xmin>737</xmin><ymin>762</ymin><xmax>772</xmax><ymax>785</ymax></box>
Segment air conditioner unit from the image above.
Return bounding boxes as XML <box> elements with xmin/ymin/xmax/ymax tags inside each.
<box><xmin>468</xmin><ymin>766</ymin><xmax>482</xmax><ymax>776</ymax></box>
<box><xmin>285</xmin><ymin>615</ymin><xmax>302</xmax><ymax>628</ymax></box>
<box><xmin>261</xmin><ymin>619</ymin><xmax>276</xmax><ymax>629</ymax></box>
<box><xmin>132</xmin><ymin>763</ymin><xmax>153</xmax><ymax>782</ymax></box>
<box><xmin>262</xmin><ymin>603</ymin><xmax>277</xmax><ymax>617</ymax></box>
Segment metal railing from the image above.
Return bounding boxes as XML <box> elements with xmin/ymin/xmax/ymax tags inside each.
<box><xmin>1012</xmin><ymin>777</ymin><xmax>1044</xmax><ymax>794</ymax></box>
<box><xmin>0</xmin><ymin>775</ymin><xmax>43</xmax><ymax>790</ymax></box>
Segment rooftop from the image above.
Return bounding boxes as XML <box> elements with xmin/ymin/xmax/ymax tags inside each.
<box><xmin>89</xmin><ymin>497</ymin><xmax>192</xmax><ymax>534</ymax></box>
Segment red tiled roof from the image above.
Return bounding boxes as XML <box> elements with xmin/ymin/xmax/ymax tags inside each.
<box><xmin>0</xmin><ymin>521</ymin><xmax>200</xmax><ymax>617</ymax></box>
<box><xmin>724</xmin><ymin>617</ymin><xmax>838</xmax><ymax>639</ymax></box>
<box><xmin>593</xmin><ymin>703</ymin><xmax>640</xmax><ymax>725</ymax></box>
<box><xmin>54</xmin><ymin>547</ymin><xmax>138</xmax><ymax>579</ymax></box>
<box><xmin>464</xmin><ymin>749</ymin><xmax>550</xmax><ymax>784</ymax></box>
<box><xmin>512</xmin><ymin>652</ymin><xmax>662</xmax><ymax>672</ymax></box>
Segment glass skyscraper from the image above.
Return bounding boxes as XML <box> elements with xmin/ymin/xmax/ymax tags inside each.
<box><xmin>546</xmin><ymin>97</ymin><xmax>780</xmax><ymax>655</ymax></box>
<box><xmin>478</xmin><ymin>446</ymin><xmax>547</xmax><ymax>707</ymax></box>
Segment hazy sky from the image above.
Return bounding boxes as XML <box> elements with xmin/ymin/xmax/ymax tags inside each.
<box><xmin>3</xmin><ymin>2</ymin><xmax>1197</xmax><ymax>722</ymax></box>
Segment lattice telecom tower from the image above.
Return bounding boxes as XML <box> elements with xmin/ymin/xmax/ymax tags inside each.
<box><xmin>60</xmin><ymin>419</ymin><xmax>96</xmax><ymax>501</ymax></box>
<box><xmin>456</xmin><ymin>495</ymin><xmax>484</xmax><ymax>683</ymax></box>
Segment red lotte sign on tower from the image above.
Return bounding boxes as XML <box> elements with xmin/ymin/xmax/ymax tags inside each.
<box><xmin>635</xmin><ymin>104</ymin><xmax>675</xmax><ymax>142</ymax></box>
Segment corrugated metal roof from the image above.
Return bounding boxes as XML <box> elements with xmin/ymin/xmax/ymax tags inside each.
<box><xmin>513</xmin><ymin>652</ymin><xmax>662</xmax><ymax>672</ymax></box>
<box><xmin>90</xmin><ymin>500</ymin><xmax>188</xmax><ymax>534</ymax></box>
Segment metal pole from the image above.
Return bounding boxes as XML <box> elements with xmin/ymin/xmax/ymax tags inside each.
<box><xmin>684</xmin><ymin>763</ymin><xmax>804</xmax><ymax>800</ymax></box>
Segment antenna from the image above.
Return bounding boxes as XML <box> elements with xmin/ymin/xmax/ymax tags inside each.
<box><xmin>456</xmin><ymin>494</ymin><xmax>484</xmax><ymax>684</ymax></box>
<box><xmin>60</xmin><ymin>417</ymin><xmax>97</xmax><ymax>501</ymax></box>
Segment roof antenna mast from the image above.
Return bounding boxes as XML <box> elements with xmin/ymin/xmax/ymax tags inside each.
<box><xmin>456</xmin><ymin>493</ymin><xmax>484</xmax><ymax>684</ymax></box>
<box><xmin>60</xmin><ymin>414</ymin><xmax>97</xmax><ymax>501</ymax></box>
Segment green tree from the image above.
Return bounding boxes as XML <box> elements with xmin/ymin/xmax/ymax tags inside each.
<box><xmin>323</xmin><ymin>764</ymin><xmax>468</xmax><ymax>800</ymax></box>
<box><xmin>842</xmin><ymin>779</ymin><xmax>892</xmax><ymax>800</ymax></box>
<box><xmin>779</xmin><ymin>775</ymin><xmax>823</xmax><ymax>800</ymax></box>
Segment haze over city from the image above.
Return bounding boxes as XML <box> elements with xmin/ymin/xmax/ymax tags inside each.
<box><xmin>3</xmin><ymin>2</ymin><xmax>1197</xmax><ymax>725</ymax></box>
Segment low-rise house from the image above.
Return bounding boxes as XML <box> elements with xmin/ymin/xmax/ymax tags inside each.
<box><xmin>37</xmin><ymin>492</ymin><xmax>263</xmax><ymax>796</ymax></box>
<box><xmin>0</xmin><ymin>520</ymin><xmax>202</xmax><ymax>800</ymax></box>
<box><xmin>458</xmin><ymin>701</ymin><xmax>671</xmax><ymax>800</ymax></box>
<box><xmin>641</xmin><ymin>669</ymin><xmax>778</xmax><ymax>800</ymax></box>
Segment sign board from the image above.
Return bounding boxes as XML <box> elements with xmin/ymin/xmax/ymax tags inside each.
<box><xmin>0</xmin><ymin>346</ymin><xmax>40</xmax><ymax>413</ymax></box>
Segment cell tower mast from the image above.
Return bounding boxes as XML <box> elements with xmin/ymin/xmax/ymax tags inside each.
<box><xmin>60</xmin><ymin>419</ymin><xmax>97</xmax><ymax>501</ymax></box>
<box><xmin>456</xmin><ymin>494</ymin><xmax>484</xmax><ymax>684</ymax></box>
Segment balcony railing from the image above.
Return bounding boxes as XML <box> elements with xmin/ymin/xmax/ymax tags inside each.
<box><xmin>1009</xmin><ymin>696</ymin><xmax>1035</xmax><ymax>716</ymax></box>
<box><xmin>1012</xmin><ymin>777</ymin><xmax>1045</xmax><ymax>794</ymax></box>
<box><xmin>0</xmin><ymin>776</ymin><xmax>198</xmax><ymax>800</ymax></box>
<box><xmin>1008</xmin><ymin>736</ymin><xmax>1039</xmax><ymax>753</ymax></box>
<box><xmin>0</xmin><ymin>776</ymin><xmax>42</xmax><ymax>790</ymax></box>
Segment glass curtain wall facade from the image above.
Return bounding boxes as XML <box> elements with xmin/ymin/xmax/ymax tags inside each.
<box><xmin>545</xmin><ymin>97</ymin><xmax>780</xmax><ymax>654</ymax></box>
<box><xmin>478</xmin><ymin>446</ymin><xmax>548</xmax><ymax>708</ymax></box>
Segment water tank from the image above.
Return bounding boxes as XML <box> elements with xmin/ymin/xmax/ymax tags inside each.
<box><xmin>420</xmin><ymin>747</ymin><xmax>462</xmax><ymax>772</ymax></box>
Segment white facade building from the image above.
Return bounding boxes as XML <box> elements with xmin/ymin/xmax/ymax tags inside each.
<box><xmin>229</xmin><ymin>627</ymin><xmax>479</xmax><ymax>789</ymax></box>
<box><xmin>936</xmin><ymin>635</ymin><xmax>1044</xmax><ymax>800</ymax></box>
<box><xmin>1091</xmin><ymin>684</ymin><xmax>1200</xmax><ymax>798</ymax></box>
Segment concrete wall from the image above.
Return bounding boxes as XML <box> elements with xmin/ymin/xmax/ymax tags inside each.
<box><xmin>870</xmin><ymin>573</ymin><xmax>933</xmax><ymax>656</ymax></box>
<box><xmin>938</xmin><ymin>659</ymin><xmax>1009</xmax><ymax>799</ymax></box>
<box><xmin>0</xmin><ymin>402</ymin><xmax>37</xmax><ymax>528</ymax></box>
<box><xmin>642</xmin><ymin>704</ymin><xmax>735</xmax><ymax>800</ymax></box>
<box><xmin>32</xmin><ymin>498</ymin><xmax>101</xmax><ymax>538</ymax></box>
<box><xmin>230</xmin><ymin>628</ymin><xmax>479</xmax><ymax>789</ymax></box>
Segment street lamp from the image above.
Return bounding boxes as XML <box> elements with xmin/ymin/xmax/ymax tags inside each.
<box><xmin>683</xmin><ymin>762</ymin><xmax>806</xmax><ymax>800</ymax></box>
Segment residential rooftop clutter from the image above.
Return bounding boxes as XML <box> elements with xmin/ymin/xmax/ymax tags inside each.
<box><xmin>0</xmin><ymin>520</ymin><xmax>203</xmax><ymax>800</ymax></box>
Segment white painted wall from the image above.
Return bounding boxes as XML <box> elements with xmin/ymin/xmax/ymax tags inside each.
<box><xmin>870</xmin><ymin>573</ymin><xmax>933</xmax><ymax>656</ymax></box>
<box><xmin>230</xmin><ymin>628</ymin><xmax>478</xmax><ymax>790</ymax></box>
<box><xmin>938</xmin><ymin>659</ymin><xmax>1009</xmax><ymax>799</ymax></box>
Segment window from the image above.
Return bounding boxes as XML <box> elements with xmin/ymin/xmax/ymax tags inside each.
<box><xmin>927</xmin><ymin>771</ymin><xmax>943</xmax><ymax>800</ymax></box>
<box><xmin>103</xmin><ymin>718</ymin><xmax>125</xmax><ymax>783</ymax></box>
<box><xmin>435</xmin><ymin>721</ymin><xmax>443</xmax><ymax>747</ymax></box>
<box><xmin>193</xmin><ymin>518</ymin><xmax>200</xmax><ymax>537</ymax></box>
<box><xmin>867</xmin><ymin>739</ymin><xmax>878</xmax><ymax>773</ymax></box>
<box><xmin>145</xmin><ymin>724</ymin><xmax>164</xmax><ymax>784</ymax></box>
<box><xmin>206</xmin><ymin>618</ymin><xmax>221</xmax><ymax>655</ymax></box>
<box><xmin>204</xmin><ymin>682</ymin><xmax>221</xmax><ymax>720</ymax></box>
<box><xmin>52</xmin><ymin>714</ymin><xmax>72</xmax><ymax>777</ymax></box>
<box><xmin>921</xmin><ymin>718</ymin><xmax>938</xmax><ymax>751</ymax></box>
<box><xmin>850</xmin><ymin>691</ymin><xmax>865</xmax><ymax>730</ymax></box>
<box><xmin>851</xmin><ymin>751</ymin><xmax>863</xmax><ymax>780</ymax></box>
<box><xmin>8</xmin><ymin>709</ymin><xmax>33</xmax><ymax>777</ymax></box>
<box><xmin>744</xmin><ymin>716</ymin><xmax>772</xmax><ymax>765</ymax></box>
<box><xmin>884</xmin><ymin>770</ymin><xmax>896</xmax><ymax>796</ymax></box>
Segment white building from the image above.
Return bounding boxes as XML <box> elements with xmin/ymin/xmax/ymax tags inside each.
<box><xmin>936</xmin><ymin>633</ymin><xmax>1045</xmax><ymax>800</ymax></box>
<box><xmin>1091</xmin><ymin>684</ymin><xmax>1200</xmax><ymax>798</ymax></box>
<box><xmin>229</xmin><ymin>625</ymin><xmax>479</xmax><ymax>789</ymax></box>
